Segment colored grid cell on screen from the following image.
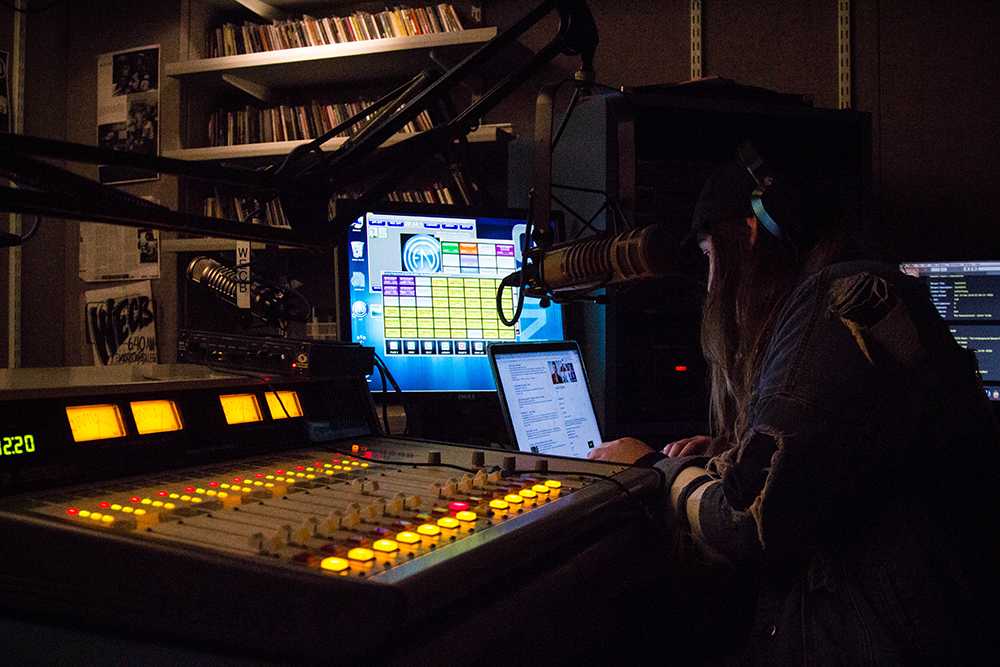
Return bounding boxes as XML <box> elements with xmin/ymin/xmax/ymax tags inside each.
<box><xmin>384</xmin><ymin>306</ymin><xmax>400</xmax><ymax>317</ymax></box>
<box><xmin>448</xmin><ymin>278</ymin><xmax>464</xmax><ymax>286</ymax></box>
<box><xmin>415</xmin><ymin>276</ymin><xmax>431</xmax><ymax>285</ymax></box>
<box><xmin>384</xmin><ymin>296</ymin><xmax>399</xmax><ymax>306</ymax></box>
<box><xmin>442</xmin><ymin>254</ymin><xmax>460</xmax><ymax>268</ymax></box>
<box><xmin>417</xmin><ymin>308</ymin><xmax>433</xmax><ymax>319</ymax></box>
<box><xmin>432</xmin><ymin>286</ymin><xmax>448</xmax><ymax>297</ymax></box>
<box><xmin>496</xmin><ymin>244</ymin><xmax>515</xmax><ymax>257</ymax></box>
<box><xmin>401</xmin><ymin>318</ymin><xmax>418</xmax><ymax>329</ymax></box>
<box><xmin>402</xmin><ymin>328</ymin><xmax>419</xmax><ymax>338</ymax></box>
<box><xmin>448</xmin><ymin>286</ymin><xmax>464</xmax><ymax>296</ymax></box>
<box><xmin>417</xmin><ymin>297</ymin><xmax>433</xmax><ymax>308</ymax></box>
<box><xmin>441</xmin><ymin>241</ymin><xmax>459</xmax><ymax>254</ymax></box>
<box><xmin>385</xmin><ymin>318</ymin><xmax>401</xmax><ymax>329</ymax></box>
<box><xmin>400</xmin><ymin>306</ymin><xmax>416</xmax><ymax>317</ymax></box>
<box><xmin>448</xmin><ymin>298</ymin><xmax>464</xmax><ymax>309</ymax></box>
<box><xmin>460</xmin><ymin>255</ymin><xmax>479</xmax><ymax>268</ymax></box>
<box><xmin>459</xmin><ymin>243</ymin><xmax>478</xmax><ymax>254</ymax></box>
<box><xmin>400</xmin><ymin>297</ymin><xmax>417</xmax><ymax>307</ymax></box>
<box><xmin>416</xmin><ymin>285</ymin><xmax>432</xmax><ymax>297</ymax></box>
<box><xmin>443</xmin><ymin>266</ymin><xmax>460</xmax><ymax>274</ymax></box>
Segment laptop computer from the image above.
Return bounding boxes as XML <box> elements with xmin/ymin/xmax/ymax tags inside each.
<box><xmin>489</xmin><ymin>341</ymin><xmax>603</xmax><ymax>459</ymax></box>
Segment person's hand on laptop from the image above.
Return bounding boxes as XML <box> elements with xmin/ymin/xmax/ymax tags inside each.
<box><xmin>587</xmin><ymin>437</ymin><xmax>654</xmax><ymax>464</ymax></box>
<box><xmin>662</xmin><ymin>435</ymin><xmax>712</xmax><ymax>457</ymax></box>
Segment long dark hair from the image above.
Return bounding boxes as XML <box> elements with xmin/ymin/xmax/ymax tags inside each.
<box><xmin>701</xmin><ymin>218</ymin><xmax>849</xmax><ymax>447</ymax></box>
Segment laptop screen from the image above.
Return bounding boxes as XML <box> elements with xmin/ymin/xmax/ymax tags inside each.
<box><xmin>492</xmin><ymin>345</ymin><xmax>603</xmax><ymax>458</ymax></box>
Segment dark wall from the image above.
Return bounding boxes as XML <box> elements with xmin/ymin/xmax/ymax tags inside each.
<box><xmin>485</xmin><ymin>0</ymin><xmax>1000</xmax><ymax>261</ymax></box>
<box><xmin>3</xmin><ymin>0</ymin><xmax>1000</xmax><ymax>364</ymax></box>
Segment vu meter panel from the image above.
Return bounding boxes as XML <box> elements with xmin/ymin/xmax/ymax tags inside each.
<box><xmin>22</xmin><ymin>440</ymin><xmax>588</xmax><ymax>578</ymax></box>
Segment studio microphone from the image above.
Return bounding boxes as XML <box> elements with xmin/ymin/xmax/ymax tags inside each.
<box><xmin>525</xmin><ymin>225</ymin><xmax>673</xmax><ymax>297</ymax></box>
<box><xmin>186</xmin><ymin>256</ymin><xmax>309</xmax><ymax>324</ymax></box>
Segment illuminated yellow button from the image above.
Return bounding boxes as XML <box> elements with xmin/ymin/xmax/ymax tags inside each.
<box><xmin>90</xmin><ymin>513</ymin><xmax>103</xmax><ymax>521</ymax></box>
<box><xmin>320</xmin><ymin>557</ymin><xmax>349</xmax><ymax>572</ymax></box>
<box><xmin>266</xmin><ymin>475</ymin><xmax>275</xmax><ymax>480</ymax></box>
<box><xmin>190</xmin><ymin>497</ymin><xmax>203</xmax><ymax>504</ymax></box>
<box><xmin>372</xmin><ymin>539</ymin><xmax>399</xmax><ymax>553</ymax></box>
<box><xmin>489</xmin><ymin>499</ymin><xmax>509</xmax><ymax>511</ymax></box>
<box><xmin>360</xmin><ymin>463</ymin><xmax>370</xmax><ymax>468</ymax></box>
<box><xmin>120</xmin><ymin>507</ymin><xmax>134</xmax><ymax>514</ymax></box>
<box><xmin>169</xmin><ymin>493</ymin><xmax>180</xmax><ymax>499</ymax></box>
<box><xmin>195</xmin><ymin>488</ymin><xmax>206</xmax><ymax>494</ymax></box>
<box><xmin>180</xmin><ymin>495</ymin><xmax>191</xmax><ymax>502</ymax></box>
<box><xmin>437</xmin><ymin>517</ymin><xmax>460</xmax><ymax>529</ymax></box>
<box><xmin>78</xmin><ymin>510</ymin><xmax>91</xmax><ymax>518</ymax></box>
<box><xmin>347</xmin><ymin>547</ymin><xmax>375</xmax><ymax>562</ymax></box>
<box><xmin>333</xmin><ymin>465</ymin><xmax>343</xmax><ymax>470</ymax></box>
<box><xmin>416</xmin><ymin>524</ymin><xmax>441</xmax><ymax>537</ymax></box>
<box><xmin>163</xmin><ymin>503</ymin><xmax>176</xmax><ymax>510</ymax></box>
<box><xmin>101</xmin><ymin>515</ymin><xmax>114</xmax><ymax>524</ymax></box>
<box><xmin>206</xmin><ymin>490</ymin><xmax>217</xmax><ymax>496</ymax></box>
<box><xmin>134</xmin><ymin>509</ymin><xmax>146</xmax><ymax>516</ymax></box>
<box><xmin>151</xmin><ymin>501</ymin><xmax>164</xmax><ymax>508</ymax></box>
<box><xmin>396</xmin><ymin>531</ymin><xmax>421</xmax><ymax>545</ymax></box>
<box><xmin>532</xmin><ymin>484</ymin><xmax>550</xmax><ymax>494</ymax></box>
<box><xmin>217</xmin><ymin>491</ymin><xmax>228</xmax><ymax>499</ymax></box>
<box><xmin>220</xmin><ymin>483</ymin><xmax>231</xmax><ymax>490</ymax></box>
<box><xmin>455</xmin><ymin>511</ymin><xmax>477</xmax><ymax>522</ymax></box>
<box><xmin>305</xmin><ymin>467</ymin><xmax>315</xmax><ymax>472</ymax></box>
<box><xmin>110</xmin><ymin>504</ymin><xmax>122</xmax><ymax>511</ymax></box>
<box><xmin>324</xmin><ymin>470</ymin><xmax>334</xmax><ymax>476</ymax></box>
<box><xmin>544</xmin><ymin>480</ymin><xmax>562</xmax><ymax>489</ymax></box>
<box><xmin>518</xmin><ymin>489</ymin><xmax>537</xmax><ymax>499</ymax></box>
<box><xmin>504</xmin><ymin>494</ymin><xmax>524</xmax><ymax>504</ymax></box>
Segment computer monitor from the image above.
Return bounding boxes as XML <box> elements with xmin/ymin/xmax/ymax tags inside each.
<box><xmin>346</xmin><ymin>205</ymin><xmax>565</xmax><ymax>392</ymax></box>
<box><xmin>900</xmin><ymin>260</ymin><xmax>1000</xmax><ymax>401</ymax></box>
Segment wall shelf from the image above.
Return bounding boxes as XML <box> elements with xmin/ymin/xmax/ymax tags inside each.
<box><xmin>161</xmin><ymin>237</ymin><xmax>301</xmax><ymax>253</ymax></box>
<box><xmin>166</xmin><ymin>27</ymin><xmax>497</xmax><ymax>91</ymax></box>
<box><xmin>163</xmin><ymin>123</ymin><xmax>510</xmax><ymax>160</ymax></box>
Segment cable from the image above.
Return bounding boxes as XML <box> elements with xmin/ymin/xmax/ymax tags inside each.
<box><xmin>372</xmin><ymin>359</ymin><xmax>390</xmax><ymax>435</ymax></box>
<box><xmin>497</xmin><ymin>206</ymin><xmax>533</xmax><ymax>327</ymax></box>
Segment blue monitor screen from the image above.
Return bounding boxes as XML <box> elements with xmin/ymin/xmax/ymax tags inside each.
<box><xmin>347</xmin><ymin>210</ymin><xmax>565</xmax><ymax>391</ymax></box>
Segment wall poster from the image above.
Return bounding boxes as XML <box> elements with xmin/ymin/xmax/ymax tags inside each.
<box><xmin>96</xmin><ymin>45</ymin><xmax>159</xmax><ymax>184</ymax></box>
<box><xmin>84</xmin><ymin>281</ymin><xmax>158</xmax><ymax>366</ymax></box>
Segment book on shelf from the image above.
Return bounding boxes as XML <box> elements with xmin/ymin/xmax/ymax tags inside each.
<box><xmin>203</xmin><ymin>180</ymin><xmax>467</xmax><ymax>229</ymax></box>
<box><xmin>208</xmin><ymin>4</ymin><xmax>465</xmax><ymax>58</ymax></box>
<box><xmin>207</xmin><ymin>100</ymin><xmax>435</xmax><ymax>147</ymax></box>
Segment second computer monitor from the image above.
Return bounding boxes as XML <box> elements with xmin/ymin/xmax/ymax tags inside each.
<box><xmin>347</xmin><ymin>206</ymin><xmax>565</xmax><ymax>392</ymax></box>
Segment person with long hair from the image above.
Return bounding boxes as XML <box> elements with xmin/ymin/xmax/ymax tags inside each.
<box><xmin>588</xmin><ymin>144</ymin><xmax>1000</xmax><ymax>664</ymax></box>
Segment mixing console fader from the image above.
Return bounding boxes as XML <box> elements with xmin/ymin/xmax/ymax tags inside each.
<box><xmin>0</xmin><ymin>363</ymin><xmax>670</xmax><ymax>663</ymax></box>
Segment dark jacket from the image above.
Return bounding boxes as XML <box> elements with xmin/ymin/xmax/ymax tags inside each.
<box><xmin>654</xmin><ymin>261</ymin><xmax>1000</xmax><ymax>665</ymax></box>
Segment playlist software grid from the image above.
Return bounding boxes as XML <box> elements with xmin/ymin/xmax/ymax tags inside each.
<box><xmin>382</xmin><ymin>273</ymin><xmax>516</xmax><ymax>357</ymax></box>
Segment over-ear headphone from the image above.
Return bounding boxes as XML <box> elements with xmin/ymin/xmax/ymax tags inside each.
<box><xmin>736</xmin><ymin>141</ymin><xmax>784</xmax><ymax>241</ymax></box>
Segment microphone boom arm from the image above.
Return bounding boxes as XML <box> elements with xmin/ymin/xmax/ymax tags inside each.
<box><xmin>0</xmin><ymin>1</ymin><xmax>599</xmax><ymax>250</ymax></box>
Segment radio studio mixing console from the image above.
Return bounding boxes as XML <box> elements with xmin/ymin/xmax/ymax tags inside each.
<box><xmin>0</xmin><ymin>351</ymin><xmax>669</xmax><ymax>663</ymax></box>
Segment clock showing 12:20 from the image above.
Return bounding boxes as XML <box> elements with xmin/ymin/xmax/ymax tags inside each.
<box><xmin>0</xmin><ymin>435</ymin><xmax>36</xmax><ymax>457</ymax></box>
